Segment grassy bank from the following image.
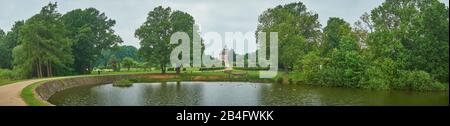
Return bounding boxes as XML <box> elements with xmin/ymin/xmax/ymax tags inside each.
<box><xmin>21</xmin><ymin>81</ymin><xmax>52</xmax><ymax>106</ymax></box>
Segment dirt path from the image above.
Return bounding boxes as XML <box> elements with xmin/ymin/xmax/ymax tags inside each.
<box><xmin>0</xmin><ymin>77</ymin><xmax>67</xmax><ymax>106</ymax></box>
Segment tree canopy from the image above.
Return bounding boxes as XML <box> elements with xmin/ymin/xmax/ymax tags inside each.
<box><xmin>135</xmin><ymin>6</ymin><xmax>200</xmax><ymax>73</ymax></box>
<box><xmin>13</xmin><ymin>3</ymin><xmax>73</xmax><ymax>78</ymax></box>
<box><xmin>256</xmin><ymin>2</ymin><xmax>321</xmax><ymax>72</ymax></box>
<box><xmin>62</xmin><ymin>8</ymin><xmax>122</xmax><ymax>74</ymax></box>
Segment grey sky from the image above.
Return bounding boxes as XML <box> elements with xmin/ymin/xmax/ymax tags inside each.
<box><xmin>1</xmin><ymin>0</ymin><xmax>448</xmax><ymax>57</ymax></box>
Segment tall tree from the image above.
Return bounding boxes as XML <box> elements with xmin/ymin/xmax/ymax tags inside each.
<box><xmin>13</xmin><ymin>2</ymin><xmax>73</xmax><ymax>78</ymax></box>
<box><xmin>122</xmin><ymin>57</ymin><xmax>136</xmax><ymax>71</ymax></box>
<box><xmin>136</xmin><ymin>6</ymin><xmax>172</xmax><ymax>74</ymax></box>
<box><xmin>0</xmin><ymin>21</ymin><xmax>24</xmax><ymax>69</ymax></box>
<box><xmin>136</xmin><ymin>6</ymin><xmax>199</xmax><ymax>73</ymax></box>
<box><xmin>0</xmin><ymin>28</ymin><xmax>5</xmax><ymax>68</ymax></box>
<box><xmin>256</xmin><ymin>2</ymin><xmax>322</xmax><ymax>72</ymax></box>
<box><xmin>368</xmin><ymin>0</ymin><xmax>449</xmax><ymax>82</ymax></box>
<box><xmin>62</xmin><ymin>8</ymin><xmax>122</xmax><ymax>74</ymax></box>
<box><xmin>321</xmin><ymin>17</ymin><xmax>354</xmax><ymax>57</ymax></box>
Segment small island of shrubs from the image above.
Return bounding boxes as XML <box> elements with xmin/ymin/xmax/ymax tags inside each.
<box><xmin>112</xmin><ymin>79</ymin><xmax>133</xmax><ymax>87</ymax></box>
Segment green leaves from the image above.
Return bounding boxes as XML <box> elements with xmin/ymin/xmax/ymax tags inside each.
<box><xmin>122</xmin><ymin>57</ymin><xmax>136</xmax><ymax>71</ymax></box>
<box><xmin>62</xmin><ymin>7</ymin><xmax>122</xmax><ymax>74</ymax></box>
<box><xmin>135</xmin><ymin>6</ymin><xmax>197</xmax><ymax>73</ymax></box>
<box><xmin>321</xmin><ymin>17</ymin><xmax>354</xmax><ymax>57</ymax></box>
<box><xmin>13</xmin><ymin>2</ymin><xmax>73</xmax><ymax>78</ymax></box>
<box><xmin>368</xmin><ymin>0</ymin><xmax>449</xmax><ymax>83</ymax></box>
<box><xmin>0</xmin><ymin>21</ymin><xmax>23</xmax><ymax>69</ymax></box>
<box><xmin>257</xmin><ymin>2</ymin><xmax>321</xmax><ymax>71</ymax></box>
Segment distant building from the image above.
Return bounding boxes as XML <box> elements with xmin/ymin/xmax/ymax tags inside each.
<box><xmin>220</xmin><ymin>47</ymin><xmax>232</xmax><ymax>70</ymax></box>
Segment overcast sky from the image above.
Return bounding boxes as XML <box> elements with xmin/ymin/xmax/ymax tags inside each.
<box><xmin>1</xmin><ymin>0</ymin><xmax>448</xmax><ymax>57</ymax></box>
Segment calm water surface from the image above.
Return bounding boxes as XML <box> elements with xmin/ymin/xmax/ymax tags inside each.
<box><xmin>48</xmin><ymin>82</ymin><xmax>449</xmax><ymax>106</ymax></box>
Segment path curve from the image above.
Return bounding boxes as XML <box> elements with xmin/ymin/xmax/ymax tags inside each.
<box><xmin>0</xmin><ymin>77</ymin><xmax>67</xmax><ymax>106</ymax></box>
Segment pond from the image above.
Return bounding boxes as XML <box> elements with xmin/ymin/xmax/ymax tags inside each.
<box><xmin>47</xmin><ymin>82</ymin><xmax>449</xmax><ymax>106</ymax></box>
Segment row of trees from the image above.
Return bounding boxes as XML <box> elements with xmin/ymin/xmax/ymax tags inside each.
<box><xmin>95</xmin><ymin>45</ymin><xmax>145</xmax><ymax>72</ymax></box>
<box><xmin>1</xmin><ymin>3</ymin><xmax>202</xmax><ymax>78</ymax></box>
<box><xmin>257</xmin><ymin>0</ymin><xmax>448</xmax><ymax>91</ymax></box>
<box><xmin>0</xmin><ymin>2</ymin><xmax>122</xmax><ymax>78</ymax></box>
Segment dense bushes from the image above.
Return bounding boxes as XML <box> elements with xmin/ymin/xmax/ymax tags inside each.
<box><xmin>297</xmin><ymin>51</ymin><xmax>321</xmax><ymax>85</ymax></box>
<box><xmin>112</xmin><ymin>79</ymin><xmax>133</xmax><ymax>87</ymax></box>
<box><xmin>297</xmin><ymin>58</ymin><xmax>448</xmax><ymax>91</ymax></box>
<box><xmin>358</xmin><ymin>66</ymin><xmax>390</xmax><ymax>90</ymax></box>
<box><xmin>0</xmin><ymin>69</ymin><xmax>15</xmax><ymax>79</ymax></box>
<box><xmin>398</xmin><ymin>71</ymin><xmax>446</xmax><ymax>91</ymax></box>
<box><xmin>287</xmin><ymin>0</ymin><xmax>449</xmax><ymax>91</ymax></box>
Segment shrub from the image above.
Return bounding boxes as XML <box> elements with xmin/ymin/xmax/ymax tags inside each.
<box><xmin>0</xmin><ymin>69</ymin><xmax>14</xmax><ymax>79</ymax></box>
<box><xmin>318</xmin><ymin>67</ymin><xmax>342</xmax><ymax>87</ymax></box>
<box><xmin>359</xmin><ymin>66</ymin><xmax>390</xmax><ymax>90</ymax></box>
<box><xmin>429</xmin><ymin>82</ymin><xmax>448</xmax><ymax>91</ymax></box>
<box><xmin>112</xmin><ymin>79</ymin><xmax>133</xmax><ymax>87</ymax></box>
<box><xmin>398</xmin><ymin>70</ymin><xmax>445</xmax><ymax>91</ymax></box>
<box><xmin>287</xmin><ymin>72</ymin><xmax>304</xmax><ymax>84</ymax></box>
<box><xmin>298</xmin><ymin>51</ymin><xmax>322</xmax><ymax>85</ymax></box>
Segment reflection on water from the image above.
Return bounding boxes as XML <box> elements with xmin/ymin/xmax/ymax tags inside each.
<box><xmin>48</xmin><ymin>82</ymin><xmax>449</xmax><ymax>106</ymax></box>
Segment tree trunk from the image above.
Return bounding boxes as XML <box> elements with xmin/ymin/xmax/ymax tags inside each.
<box><xmin>284</xmin><ymin>64</ymin><xmax>290</xmax><ymax>74</ymax></box>
<box><xmin>46</xmin><ymin>60</ymin><xmax>51</xmax><ymax>77</ymax></box>
<box><xmin>161</xmin><ymin>64</ymin><xmax>166</xmax><ymax>74</ymax></box>
<box><xmin>49</xmin><ymin>62</ymin><xmax>52</xmax><ymax>77</ymax></box>
<box><xmin>36</xmin><ymin>62</ymin><xmax>40</xmax><ymax>78</ymax></box>
<box><xmin>37</xmin><ymin>59</ymin><xmax>43</xmax><ymax>78</ymax></box>
<box><xmin>176</xmin><ymin>67</ymin><xmax>181</xmax><ymax>75</ymax></box>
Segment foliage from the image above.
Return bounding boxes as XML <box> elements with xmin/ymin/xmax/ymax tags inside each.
<box><xmin>0</xmin><ymin>21</ymin><xmax>23</xmax><ymax>69</ymax></box>
<box><xmin>108</xmin><ymin>56</ymin><xmax>120</xmax><ymax>72</ymax></box>
<box><xmin>297</xmin><ymin>51</ymin><xmax>321</xmax><ymax>84</ymax></box>
<box><xmin>369</xmin><ymin>0</ymin><xmax>449</xmax><ymax>83</ymax></box>
<box><xmin>122</xmin><ymin>57</ymin><xmax>136</xmax><ymax>71</ymax></box>
<box><xmin>13</xmin><ymin>2</ymin><xmax>73</xmax><ymax>78</ymax></box>
<box><xmin>283</xmin><ymin>0</ymin><xmax>448</xmax><ymax>91</ymax></box>
<box><xmin>62</xmin><ymin>8</ymin><xmax>122</xmax><ymax>74</ymax></box>
<box><xmin>95</xmin><ymin>45</ymin><xmax>140</xmax><ymax>69</ymax></box>
<box><xmin>359</xmin><ymin>66</ymin><xmax>390</xmax><ymax>90</ymax></box>
<box><xmin>321</xmin><ymin>17</ymin><xmax>354</xmax><ymax>57</ymax></box>
<box><xmin>257</xmin><ymin>2</ymin><xmax>321</xmax><ymax>72</ymax></box>
<box><xmin>112</xmin><ymin>79</ymin><xmax>133</xmax><ymax>87</ymax></box>
<box><xmin>0</xmin><ymin>69</ymin><xmax>14</xmax><ymax>79</ymax></box>
<box><xmin>135</xmin><ymin>6</ymin><xmax>200</xmax><ymax>73</ymax></box>
<box><xmin>397</xmin><ymin>70</ymin><xmax>447</xmax><ymax>91</ymax></box>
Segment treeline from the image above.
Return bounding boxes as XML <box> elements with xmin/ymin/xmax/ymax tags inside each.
<box><xmin>1</xmin><ymin>3</ymin><xmax>201</xmax><ymax>78</ymax></box>
<box><xmin>1</xmin><ymin>1</ymin><xmax>448</xmax><ymax>91</ymax></box>
<box><xmin>0</xmin><ymin>3</ymin><xmax>123</xmax><ymax>78</ymax></box>
<box><xmin>258</xmin><ymin>0</ymin><xmax>448</xmax><ymax>91</ymax></box>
